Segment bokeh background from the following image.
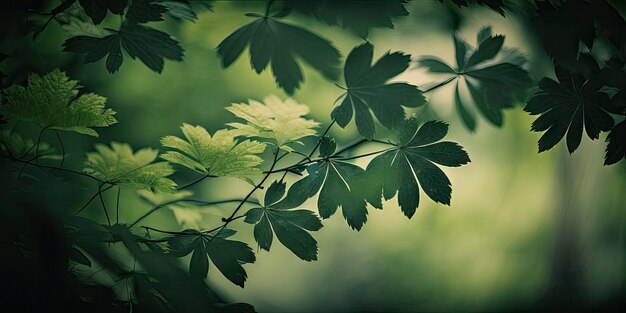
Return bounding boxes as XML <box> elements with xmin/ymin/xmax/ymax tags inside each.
<box><xmin>2</xmin><ymin>1</ymin><xmax>626</xmax><ymax>312</ymax></box>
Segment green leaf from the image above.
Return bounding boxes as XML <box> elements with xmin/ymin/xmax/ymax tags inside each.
<box><xmin>442</xmin><ymin>0</ymin><xmax>508</xmax><ymax>16</ymax></box>
<box><xmin>126</xmin><ymin>0</ymin><xmax>166</xmax><ymax>23</ymax></box>
<box><xmin>0</xmin><ymin>70</ymin><xmax>117</xmax><ymax>136</ymax></box>
<box><xmin>0</xmin><ymin>131</ymin><xmax>59</xmax><ymax>160</ymax></box>
<box><xmin>605</xmin><ymin>120</ymin><xmax>626</xmax><ymax>165</ymax></box>
<box><xmin>525</xmin><ymin>67</ymin><xmax>614</xmax><ymax>153</ymax></box>
<box><xmin>333</xmin><ymin>42</ymin><xmax>425</xmax><ymax>139</ymax></box>
<box><xmin>226</xmin><ymin>95</ymin><xmax>319</xmax><ymax>151</ymax></box>
<box><xmin>318</xmin><ymin>136</ymin><xmax>336</xmax><ymax>157</ymax></box>
<box><xmin>244</xmin><ymin>180</ymin><xmax>323</xmax><ymax>260</ymax></box>
<box><xmin>278</xmin><ymin>160</ymin><xmax>371</xmax><ymax>230</ymax></box>
<box><xmin>166</xmin><ymin>230</ymin><xmax>255</xmax><ymax>287</ymax></box>
<box><xmin>78</xmin><ymin>0</ymin><xmax>128</xmax><ymax>25</ymax></box>
<box><xmin>63</xmin><ymin>22</ymin><xmax>184</xmax><ymax>74</ymax></box>
<box><xmin>158</xmin><ymin>0</ymin><xmax>198</xmax><ymax>21</ymax></box>
<box><xmin>366</xmin><ymin>117</ymin><xmax>470</xmax><ymax>218</ymax></box>
<box><xmin>216</xmin><ymin>13</ymin><xmax>341</xmax><ymax>94</ymax></box>
<box><xmin>69</xmin><ymin>247</ymin><xmax>92</xmax><ymax>267</ymax></box>
<box><xmin>418</xmin><ymin>27</ymin><xmax>531</xmax><ymax>130</ymax></box>
<box><xmin>286</xmin><ymin>0</ymin><xmax>409</xmax><ymax>38</ymax></box>
<box><xmin>84</xmin><ymin>142</ymin><xmax>177</xmax><ymax>192</ymax></box>
<box><xmin>161</xmin><ymin>123</ymin><xmax>265</xmax><ymax>178</ymax></box>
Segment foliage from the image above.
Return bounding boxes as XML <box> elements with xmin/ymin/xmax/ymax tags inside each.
<box><xmin>0</xmin><ymin>69</ymin><xmax>117</xmax><ymax>136</ymax></box>
<box><xmin>84</xmin><ymin>142</ymin><xmax>177</xmax><ymax>192</ymax></box>
<box><xmin>419</xmin><ymin>26</ymin><xmax>532</xmax><ymax>130</ymax></box>
<box><xmin>333</xmin><ymin>42</ymin><xmax>425</xmax><ymax>139</ymax></box>
<box><xmin>161</xmin><ymin>123</ymin><xmax>266</xmax><ymax>178</ymax></box>
<box><xmin>2</xmin><ymin>0</ymin><xmax>626</xmax><ymax>312</ymax></box>
<box><xmin>216</xmin><ymin>5</ymin><xmax>341</xmax><ymax>94</ymax></box>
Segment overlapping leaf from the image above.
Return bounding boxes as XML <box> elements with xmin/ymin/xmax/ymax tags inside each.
<box><xmin>78</xmin><ymin>0</ymin><xmax>128</xmax><ymax>25</ymax></box>
<box><xmin>0</xmin><ymin>131</ymin><xmax>59</xmax><ymax>160</ymax></box>
<box><xmin>84</xmin><ymin>142</ymin><xmax>177</xmax><ymax>192</ymax></box>
<box><xmin>217</xmin><ymin>11</ymin><xmax>340</xmax><ymax>94</ymax></box>
<box><xmin>605</xmin><ymin>120</ymin><xmax>626</xmax><ymax>165</ymax></box>
<box><xmin>226</xmin><ymin>95</ymin><xmax>319</xmax><ymax>151</ymax></box>
<box><xmin>525</xmin><ymin>66</ymin><xmax>615</xmax><ymax>153</ymax></box>
<box><xmin>63</xmin><ymin>22</ymin><xmax>184</xmax><ymax>73</ymax></box>
<box><xmin>418</xmin><ymin>26</ymin><xmax>532</xmax><ymax>130</ymax></box>
<box><xmin>244</xmin><ymin>181</ymin><xmax>323</xmax><ymax>261</ymax></box>
<box><xmin>286</xmin><ymin>0</ymin><xmax>409</xmax><ymax>38</ymax></box>
<box><xmin>166</xmin><ymin>229</ymin><xmax>255</xmax><ymax>287</ymax></box>
<box><xmin>333</xmin><ymin>42</ymin><xmax>425</xmax><ymax>139</ymax></box>
<box><xmin>0</xmin><ymin>70</ymin><xmax>117</xmax><ymax>136</ymax></box>
<box><xmin>160</xmin><ymin>123</ymin><xmax>265</xmax><ymax>178</ymax></box>
<box><xmin>365</xmin><ymin>117</ymin><xmax>470</xmax><ymax>218</ymax></box>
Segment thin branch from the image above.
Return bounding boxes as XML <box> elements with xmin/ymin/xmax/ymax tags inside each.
<box><xmin>74</xmin><ymin>183</ymin><xmax>114</xmax><ymax>215</ymax></box>
<box><xmin>176</xmin><ymin>174</ymin><xmax>215</xmax><ymax>190</ymax></box>
<box><xmin>98</xmin><ymin>184</ymin><xmax>112</xmax><ymax>226</ymax></box>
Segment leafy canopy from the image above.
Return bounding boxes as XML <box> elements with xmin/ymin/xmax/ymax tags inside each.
<box><xmin>244</xmin><ymin>181</ymin><xmax>323</xmax><ymax>261</ymax></box>
<box><xmin>166</xmin><ymin>229</ymin><xmax>255</xmax><ymax>287</ymax></box>
<box><xmin>216</xmin><ymin>9</ymin><xmax>341</xmax><ymax>94</ymax></box>
<box><xmin>418</xmin><ymin>26</ymin><xmax>532</xmax><ymax>131</ymax></box>
<box><xmin>226</xmin><ymin>95</ymin><xmax>319</xmax><ymax>151</ymax></box>
<box><xmin>84</xmin><ymin>142</ymin><xmax>177</xmax><ymax>192</ymax></box>
<box><xmin>333</xmin><ymin>42</ymin><xmax>425</xmax><ymax>139</ymax></box>
<box><xmin>0</xmin><ymin>69</ymin><xmax>117</xmax><ymax>136</ymax></box>
<box><xmin>525</xmin><ymin>66</ymin><xmax>615</xmax><ymax>153</ymax></box>
<box><xmin>366</xmin><ymin>117</ymin><xmax>470</xmax><ymax>218</ymax></box>
<box><xmin>161</xmin><ymin>123</ymin><xmax>266</xmax><ymax>178</ymax></box>
<box><xmin>286</xmin><ymin>0</ymin><xmax>409</xmax><ymax>38</ymax></box>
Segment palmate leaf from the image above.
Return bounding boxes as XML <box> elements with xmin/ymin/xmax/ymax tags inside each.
<box><xmin>160</xmin><ymin>123</ymin><xmax>266</xmax><ymax>178</ymax></box>
<box><xmin>525</xmin><ymin>66</ymin><xmax>615</xmax><ymax>153</ymax></box>
<box><xmin>226</xmin><ymin>95</ymin><xmax>319</xmax><ymax>151</ymax></box>
<box><xmin>366</xmin><ymin>117</ymin><xmax>470</xmax><ymax>218</ymax></box>
<box><xmin>0</xmin><ymin>70</ymin><xmax>117</xmax><ymax>136</ymax></box>
<box><xmin>286</xmin><ymin>0</ymin><xmax>409</xmax><ymax>38</ymax></box>
<box><xmin>418</xmin><ymin>26</ymin><xmax>532</xmax><ymax>131</ymax></box>
<box><xmin>84</xmin><ymin>142</ymin><xmax>177</xmax><ymax>192</ymax></box>
<box><xmin>278</xmin><ymin>153</ymin><xmax>372</xmax><ymax>231</ymax></box>
<box><xmin>244</xmin><ymin>181</ymin><xmax>323</xmax><ymax>261</ymax></box>
<box><xmin>166</xmin><ymin>229</ymin><xmax>255</xmax><ymax>287</ymax></box>
<box><xmin>216</xmin><ymin>10</ymin><xmax>341</xmax><ymax>94</ymax></box>
<box><xmin>605</xmin><ymin>120</ymin><xmax>626</xmax><ymax>165</ymax></box>
<box><xmin>63</xmin><ymin>22</ymin><xmax>184</xmax><ymax>74</ymax></box>
<box><xmin>333</xmin><ymin>42</ymin><xmax>425</xmax><ymax>139</ymax></box>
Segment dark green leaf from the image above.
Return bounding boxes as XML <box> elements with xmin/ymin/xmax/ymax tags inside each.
<box><xmin>126</xmin><ymin>0</ymin><xmax>166</xmax><ymax>23</ymax></box>
<box><xmin>319</xmin><ymin>136</ymin><xmax>336</xmax><ymax>157</ymax></box>
<box><xmin>217</xmin><ymin>14</ymin><xmax>340</xmax><ymax>94</ymax></box>
<box><xmin>64</xmin><ymin>23</ymin><xmax>184</xmax><ymax>73</ymax></box>
<box><xmin>605</xmin><ymin>120</ymin><xmax>626</xmax><ymax>165</ymax></box>
<box><xmin>166</xmin><ymin>230</ymin><xmax>255</xmax><ymax>287</ymax></box>
<box><xmin>419</xmin><ymin>27</ymin><xmax>531</xmax><ymax>130</ymax></box>
<box><xmin>333</xmin><ymin>42</ymin><xmax>425</xmax><ymax>139</ymax></box>
<box><xmin>366</xmin><ymin>118</ymin><xmax>470</xmax><ymax>218</ymax></box>
<box><xmin>245</xmin><ymin>185</ymin><xmax>324</xmax><ymax>260</ymax></box>
<box><xmin>77</xmin><ymin>0</ymin><xmax>128</xmax><ymax>24</ymax></box>
<box><xmin>441</xmin><ymin>0</ymin><xmax>508</xmax><ymax>16</ymax></box>
<box><xmin>525</xmin><ymin>66</ymin><xmax>614</xmax><ymax>153</ymax></box>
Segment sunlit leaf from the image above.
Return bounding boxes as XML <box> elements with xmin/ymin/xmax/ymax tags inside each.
<box><xmin>161</xmin><ymin>123</ymin><xmax>265</xmax><ymax>178</ymax></box>
<box><xmin>0</xmin><ymin>70</ymin><xmax>117</xmax><ymax>136</ymax></box>
<box><xmin>84</xmin><ymin>142</ymin><xmax>177</xmax><ymax>192</ymax></box>
<box><xmin>226</xmin><ymin>95</ymin><xmax>319</xmax><ymax>151</ymax></box>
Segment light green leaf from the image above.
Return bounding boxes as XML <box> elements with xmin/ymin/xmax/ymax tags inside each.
<box><xmin>0</xmin><ymin>69</ymin><xmax>117</xmax><ymax>136</ymax></box>
<box><xmin>226</xmin><ymin>95</ymin><xmax>319</xmax><ymax>151</ymax></box>
<box><xmin>84</xmin><ymin>142</ymin><xmax>176</xmax><ymax>193</ymax></box>
<box><xmin>161</xmin><ymin>123</ymin><xmax>265</xmax><ymax>178</ymax></box>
